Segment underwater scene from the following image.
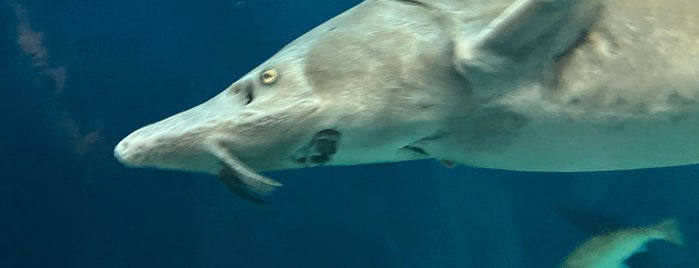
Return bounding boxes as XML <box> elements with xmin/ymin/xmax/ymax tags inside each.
<box><xmin>2</xmin><ymin>0</ymin><xmax>698</xmax><ymax>267</ymax></box>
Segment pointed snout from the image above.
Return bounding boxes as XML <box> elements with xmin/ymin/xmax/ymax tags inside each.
<box><xmin>113</xmin><ymin>122</ymin><xmax>220</xmax><ymax>173</ymax></box>
<box><xmin>113</xmin><ymin>134</ymin><xmax>150</xmax><ymax>167</ymax></box>
<box><xmin>112</xmin><ymin>93</ymin><xmax>241</xmax><ymax>173</ymax></box>
<box><xmin>114</xmin><ymin>126</ymin><xmax>176</xmax><ymax>168</ymax></box>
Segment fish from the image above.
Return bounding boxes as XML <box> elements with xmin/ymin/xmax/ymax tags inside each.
<box><xmin>114</xmin><ymin>0</ymin><xmax>699</xmax><ymax>200</ymax></box>
<box><xmin>561</xmin><ymin>218</ymin><xmax>686</xmax><ymax>268</ymax></box>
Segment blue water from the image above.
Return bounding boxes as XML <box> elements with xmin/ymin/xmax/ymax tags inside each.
<box><xmin>1</xmin><ymin>1</ymin><xmax>697</xmax><ymax>267</ymax></box>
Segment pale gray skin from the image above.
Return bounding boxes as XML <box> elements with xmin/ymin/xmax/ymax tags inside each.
<box><xmin>114</xmin><ymin>0</ymin><xmax>699</xmax><ymax>196</ymax></box>
<box><xmin>561</xmin><ymin>218</ymin><xmax>685</xmax><ymax>268</ymax></box>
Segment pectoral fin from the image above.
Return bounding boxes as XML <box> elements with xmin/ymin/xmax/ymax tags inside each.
<box><xmin>209</xmin><ymin>142</ymin><xmax>282</xmax><ymax>199</ymax></box>
<box><xmin>219</xmin><ymin>166</ymin><xmax>270</xmax><ymax>205</ymax></box>
<box><xmin>453</xmin><ymin>0</ymin><xmax>602</xmax><ymax>94</ymax></box>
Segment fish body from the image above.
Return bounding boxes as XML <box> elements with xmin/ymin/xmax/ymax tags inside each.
<box><xmin>562</xmin><ymin>218</ymin><xmax>686</xmax><ymax>268</ymax></box>
<box><xmin>114</xmin><ymin>0</ymin><xmax>699</xmax><ymax>196</ymax></box>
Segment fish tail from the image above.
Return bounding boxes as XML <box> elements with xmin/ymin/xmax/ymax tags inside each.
<box><xmin>653</xmin><ymin>218</ymin><xmax>686</xmax><ymax>246</ymax></box>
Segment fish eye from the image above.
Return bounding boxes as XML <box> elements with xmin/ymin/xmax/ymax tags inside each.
<box><xmin>259</xmin><ymin>68</ymin><xmax>279</xmax><ymax>85</ymax></box>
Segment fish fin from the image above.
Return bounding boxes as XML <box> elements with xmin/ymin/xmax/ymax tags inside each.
<box><xmin>465</xmin><ymin>0</ymin><xmax>602</xmax><ymax>55</ymax></box>
<box><xmin>209</xmin><ymin>142</ymin><xmax>282</xmax><ymax>196</ymax></box>
<box><xmin>453</xmin><ymin>0</ymin><xmax>602</xmax><ymax>96</ymax></box>
<box><xmin>219</xmin><ymin>167</ymin><xmax>269</xmax><ymax>206</ymax></box>
<box><xmin>653</xmin><ymin>218</ymin><xmax>686</xmax><ymax>246</ymax></box>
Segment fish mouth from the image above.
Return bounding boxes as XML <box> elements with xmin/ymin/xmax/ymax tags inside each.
<box><xmin>292</xmin><ymin>129</ymin><xmax>342</xmax><ymax>167</ymax></box>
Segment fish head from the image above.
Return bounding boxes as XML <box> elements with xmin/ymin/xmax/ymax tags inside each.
<box><xmin>113</xmin><ymin>3</ymin><xmax>454</xmax><ymax>196</ymax></box>
<box><xmin>114</xmin><ymin>51</ymin><xmax>328</xmax><ymax>176</ymax></box>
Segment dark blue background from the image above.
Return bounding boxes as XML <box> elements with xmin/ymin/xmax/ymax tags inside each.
<box><xmin>1</xmin><ymin>1</ymin><xmax>697</xmax><ymax>267</ymax></box>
